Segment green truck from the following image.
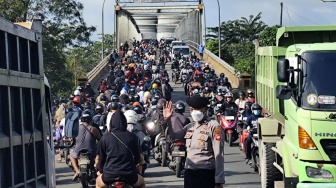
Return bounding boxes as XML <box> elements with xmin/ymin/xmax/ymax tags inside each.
<box><xmin>256</xmin><ymin>26</ymin><xmax>336</xmax><ymax>188</ymax></box>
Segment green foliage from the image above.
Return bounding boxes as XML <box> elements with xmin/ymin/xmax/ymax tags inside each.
<box><xmin>0</xmin><ymin>0</ymin><xmax>97</xmax><ymax>98</ymax></box>
<box><xmin>206</xmin><ymin>12</ymin><xmax>275</xmax><ymax>75</ymax></box>
<box><xmin>259</xmin><ymin>25</ymin><xmax>280</xmax><ymax>46</ymax></box>
<box><xmin>66</xmin><ymin>34</ymin><xmax>115</xmax><ymax>79</ymax></box>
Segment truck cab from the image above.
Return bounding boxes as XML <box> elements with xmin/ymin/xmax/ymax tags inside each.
<box><xmin>256</xmin><ymin>26</ymin><xmax>336</xmax><ymax>188</ymax></box>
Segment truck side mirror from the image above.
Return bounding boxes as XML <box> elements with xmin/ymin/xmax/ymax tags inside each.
<box><xmin>276</xmin><ymin>85</ymin><xmax>291</xmax><ymax>100</ymax></box>
<box><xmin>277</xmin><ymin>59</ymin><xmax>290</xmax><ymax>82</ymax></box>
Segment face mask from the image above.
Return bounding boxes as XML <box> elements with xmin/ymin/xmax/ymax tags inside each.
<box><xmin>253</xmin><ymin>110</ymin><xmax>261</xmax><ymax>116</ymax></box>
<box><xmin>191</xmin><ymin>110</ymin><xmax>204</xmax><ymax>122</ymax></box>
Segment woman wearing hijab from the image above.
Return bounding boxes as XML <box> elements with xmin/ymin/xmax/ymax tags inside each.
<box><xmin>95</xmin><ymin>110</ymin><xmax>146</xmax><ymax>188</ymax></box>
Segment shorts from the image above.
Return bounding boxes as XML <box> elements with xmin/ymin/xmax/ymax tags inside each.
<box><xmin>102</xmin><ymin>172</ymin><xmax>138</xmax><ymax>186</ymax></box>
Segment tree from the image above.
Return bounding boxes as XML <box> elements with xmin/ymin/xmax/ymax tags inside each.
<box><xmin>206</xmin><ymin>12</ymin><xmax>268</xmax><ymax>75</ymax></box>
<box><xmin>0</xmin><ymin>0</ymin><xmax>96</xmax><ymax>98</ymax></box>
<box><xmin>258</xmin><ymin>25</ymin><xmax>280</xmax><ymax>46</ymax></box>
<box><xmin>66</xmin><ymin>34</ymin><xmax>115</xmax><ymax>80</ymax></box>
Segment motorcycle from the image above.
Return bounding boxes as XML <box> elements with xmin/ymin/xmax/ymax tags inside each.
<box><xmin>61</xmin><ymin>138</ymin><xmax>72</xmax><ymax>167</ymax></box>
<box><xmin>153</xmin><ymin>133</ymin><xmax>168</xmax><ymax>167</ymax></box>
<box><xmin>251</xmin><ymin>127</ymin><xmax>259</xmax><ymax>173</ymax></box>
<box><xmin>168</xmin><ymin>141</ymin><xmax>186</xmax><ymax>178</ymax></box>
<box><xmin>220</xmin><ymin>111</ymin><xmax>239</xmax><ymax>147</ymax></box>
<box><xmin>77</xmin><ymin>150</ymin><xmax>96</xmax><ymax>188</ymax></box>
<box><xmin>108</xmin><ymin>178</ymin><xmax>132</xmax><ymax>188</ymax></box>
<box><xmin>171</xmin><ymin>69</ymin><xmax>180</xmax><ymax>84</ymax></box>
<box><xmin>181</xmin><ymin>74</ymin><xmax>188</xmax><ymax>87</ymax></box>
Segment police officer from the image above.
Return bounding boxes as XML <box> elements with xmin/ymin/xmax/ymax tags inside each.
<box><xmin>163</xmin><ymin>96</ymin><xmax>225</xmax><ymax>188</ymax></box>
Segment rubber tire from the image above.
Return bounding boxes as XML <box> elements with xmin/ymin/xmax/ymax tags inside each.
<box><xmin>161</xmin><ymin>150</ymin><xmax>167</xmax><ymax>167</ymax></box>
<box><xmin>142</xmin><ymin>164</ymin><xmax>147</xmax><ymax>177</ymax></box>
<box><xmin>176</xmin><ymin>162</ymin><xmax>182</xmax><ymax>178</ymax></box>
<box><xmin>64</xmin><ymin>150</ymin><xmax>69</xmax><ymax>165</ymax></box>
<box><xmin>228</xmin><ymin>133</ymin><xmax>233</xmax><ymax>147</ymax></box>
<box><xmin>260</xmin><ymin>143</ymin><xmax>281</xmax><ymax>188</ymax></box>
<box><xmin>80</xmin><ymin>165</ymin><xmax>88</xmax><ymax>188</ymax></box>
<box><xmin>253</xmin><ymin>149</ymin><xmax>259</xmax><ymax>173</ymax></box>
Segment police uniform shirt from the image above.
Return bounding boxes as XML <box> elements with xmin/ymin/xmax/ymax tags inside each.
<box><xmin>172</xmin><ymin>119</ymin><xmax>225</xmax><ymax>184</ymax></box>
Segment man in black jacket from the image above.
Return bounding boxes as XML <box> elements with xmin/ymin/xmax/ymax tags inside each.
<box><xmin>95</xmin><ymin>110</ymin><xmax>146</xmax><ymax>188</ymax></box>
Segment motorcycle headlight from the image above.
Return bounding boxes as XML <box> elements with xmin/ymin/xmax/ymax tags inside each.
<box><xmin>147</xmin><ymin>122</ymin><xmax>155</xmax><ymax>130</ymax></box>
<box><xmin>306</xmin><ymin>167</ymin><xmax>333</xmax><ymax>180</ymax></box>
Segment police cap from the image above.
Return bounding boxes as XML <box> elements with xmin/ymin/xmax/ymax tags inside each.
<box><xmin>186</xmin><ymin>96</ymin><xmax>209</xmax><ymax>109</ymax></box>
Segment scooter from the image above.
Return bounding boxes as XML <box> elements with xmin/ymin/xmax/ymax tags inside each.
<box><xmin>250</xmin><ymin>127</ymin><xmax>259</xmax><ymax>173</ymax></box>
<box><xmin>168</xmin><ymin>141</ymin><xmax>186</xmax><ymax>178</ymax></box>
<box><xmin>220</xmin><ymin>111</ymin><xmax>239</xmax><ymax>147</ymax></box>
<box><xmin>153</xmin><ymin>133</ymin><xmax>168</xmax><ymax>167</ymax></box>
<box><xmin>108</xmin><ymin>178</ymin><xmax>132</xmax><ymax>188</ymax></box>
<box><xmin>77</xmin><ymin>150</ymin><xmax>96</xmax><ymax>188</ymax></box>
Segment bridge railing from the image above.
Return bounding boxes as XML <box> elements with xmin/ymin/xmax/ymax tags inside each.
<box><xmin>87</xmin><ymin>53</ymin><xmax>111</xmax><ymax>88</ymax></box>
<box><xmin>185</xmin><ymin>40</ymin><xmax>240</xmax><ymax>88</ymax></box>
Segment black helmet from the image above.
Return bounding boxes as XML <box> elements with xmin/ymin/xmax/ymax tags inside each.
<box><xmin>156</xmin><ymin>98</ymin><xmax>166</xmax><ymax>113</ymax></box>
<box><xmin>121</xmin><ymin>105</ymin><xmax>130</xmax><ymax>113</ymax></box>
<box><xmin>106</xmin><ymin>85</ymin><xmax>111</xmax><ymax>90</ymax></box>
<box><xmin>151</xmin><ymin>98</ymin><xmax>158</xmax><ymax>105</ymax></box>
<box><xmin>220</xmin><ymin>73</ymin><xmax>225</xmax><ymax>78</ymax></box>
<box><xmin>238</xmin><ymin>90</ymin><xmax>246</xmax><ymax>97</ymax></box>
<box><xmin>224</xmin><ymin>77</ymin><xmax>229</xmax><ymax>82</ymax></box>
<box><xmin>129</xmin><ymin>95</ymin><xmax>136</xmax><ymax>103</ymax></box>
<box><xmin>175</xmin><ymin>101</ymin><xmax>185</xmax><ymax>114</ymax></box>
<box><xmin>86</xmin><ymin>82</ymin><xmax>91</xmax><ymax>88</ymax></box>
<box><xmin>245</xmin><ymin>101</ymin><xmax>253</xmax><ymax>110</ymax></box>
<box><xmin>95</xmin><ymin>104</ymin><xmax>104</xmax><ymax>114</ymax></box>
<box><xmin>90</xmin><ymin>97</ymin><xmax>96</xmax><ymax>104</ymax></box>
<box><xmin>133</xmin><ymin>105</ymin><xmax>143</xmax><ymax>114</ymax></box>
<box><xmin>69</xmin><ymin>94</ymin><xmax>75</xmax><ymax>101</ymax></box>
<box><xmin>210</xmin><ymin>69</ymin><xmax>215</xmax><ymax>74</ymax></box>
<box><xmin>154</xmin><ymin>92</ymin><xmax>162</xmax><ymax>99</ymax></box>
<box><xmin>100</xmin><ymin>95</ymin><xmax>108</xmax><ymax>102</ymax></box>
<box><xmin>111</xmin><ymin>95</ymin><xmax>119</xmax><ymax>102</ymax></box>
<box><xmin>66</xmin><ymin>108</ymin><xmax>73</xmax><ymax>114</ymax></box>
<box><xmin>108</xmin><ymin>102</ymin><xmax>119</xmax><ymax>111</ymax></box>
<box><xmin>134</xmin><ymin>94</ymin><xmax>140</xmax><ymax>102</ymax></box>
<box><xmin>53</xmin><ymin>99</ymin><xmax>60</xmax><ymax>106</ymax></box>
<box><xmin>80</xmin><ymin>111</ymin><xmax>92</xmax><ymax>122</ymax></box>
<box><xmin>59</xmin><ymin>97</ymin><xmax>66</xmax><ymax>103</ymax></box>
<box><xmin>83</xmin><ymin>101</ymin><xmax>91</xmax><ymax>110</ymax></box>
<box><xmin>251</xmin><ymin>103</ymin><xmax>262</xmax><ymax>110</ymax></box>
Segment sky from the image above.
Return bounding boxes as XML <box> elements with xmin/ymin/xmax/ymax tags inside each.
<box><xmin>80</xmin><ymin>0</ymin><xmax>336</xmax><ymax>41</ymax></box>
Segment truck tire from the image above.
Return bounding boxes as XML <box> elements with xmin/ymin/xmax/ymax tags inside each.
<box><xmin>260</xmin><ymin>143</ymin><xmax>281</xmax><ymax>188</ymax></box>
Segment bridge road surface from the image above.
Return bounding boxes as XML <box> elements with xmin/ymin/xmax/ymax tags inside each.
<box><xmin>55</xmin><ymin>60</ymin><xmax>262</xmax><ymax>188</ymax></box>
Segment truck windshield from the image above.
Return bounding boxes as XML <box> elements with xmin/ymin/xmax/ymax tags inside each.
<box><xmin>301</xmin><ymin>51</ymin><xmax>336</xmax><ymax>110</ymax></box>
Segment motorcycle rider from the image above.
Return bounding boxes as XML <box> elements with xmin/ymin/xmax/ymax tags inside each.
<box><xmin>163</xmin><ymin>96</ymin><xmax>225</xmax><ymax>188</ymax></box>
<box><xmin>70</xmin><ymin>111</ymin><xmax>101</xmax><ymax>181</ymax></box>
<box><xmin>84</xmin><ymin>82</ymin><xmax>96</xmax><ymax>98</ymax></box>
<box><xmin>217</xmin><ymin>80</ymin><xmax>229</xmax><ymax>94</ymax></box>
<box><xmin>243</xmin><ymin>103</ymin><xmax>263</xmax><ymax>165</ymax></box>
<box><xmin>235</xmin><ymin>90</ymin><xmax>248</xmax><ymax>110</ymax></box>
<box><xmin>166</xmin><ymin>101</ymin><xmax>190</xmax><ymax>140</ymax></box>
<box><xmin>95</xmin><ymin>110</ymin><xmax>146</xmax><ymax>188</ymax></box>
<box><xmin>217</xmin><ymin>73</ymin><xmax>225</xmax><ymax>85</ymax></box>
<box><xmin>105</xmin><ymin>102</ymin><xmax>120</xmax><ymax>132</ymax></box>
<box><xmin>219</xmin><ymin>92</ymin><xmax>238</xmax><ymax>115</ymax></box>
<box><xmin>246</xmin><ymin>89</ymin><xmax>256</xmax><ymax>103</ymax></box>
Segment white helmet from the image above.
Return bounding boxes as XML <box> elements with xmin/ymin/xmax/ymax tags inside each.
<box><xmin>120</xmin><ymin>89</ymin><xmax>127</xmax><ymax>95</ymax></box>
<box><xmin>124</xmin><ymin>110</ymin><xmax>138</xmax><ymax>124</ymax></box>
<box><xmin>74</xmin><ymin>90</ymin><xmax>80</xmax><ymax>96</ymax></box>
<box><xmin>120</xmin><ymin>43</ymin><xmax>123</xmax><ymax>46</ymax></box>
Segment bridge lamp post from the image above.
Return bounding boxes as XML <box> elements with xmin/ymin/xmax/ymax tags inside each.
<box><xmin>216</xmin><ymin>0</ymin><xmax>221</xmax><ymax>59</ymax></box>
<box><xmin>102</xmin><ymin>0</ymin><xmax>107</xmax><ymax>62</ymax></box>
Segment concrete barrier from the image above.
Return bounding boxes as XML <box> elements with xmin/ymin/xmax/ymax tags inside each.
<box><xmin>186</xmin><ymin>40</ymin><xmax>240</xmax><ymax>88</ymax></box>
<box><xmin>87</xmin><ymin>53</ymin><xmax>111</xmax><ymax>89</ymax></box>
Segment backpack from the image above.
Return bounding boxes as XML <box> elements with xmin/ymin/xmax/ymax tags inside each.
<box><xmin>64</xmin><ymin>110</ymin><xmax>81</xmax><ymax>138</ymax></box>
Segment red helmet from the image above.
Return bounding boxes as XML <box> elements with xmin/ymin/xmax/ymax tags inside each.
<box><xmin>138</xmin><ymin>80</ymin><xmax>144</xmax><ymax>86</ymax></box>
<box><xmin>125</xmin><ymin>70</ymin><xmax>131</xmax><ymax>77</ymax></box>
<box><xmin>73</xmin><ymin>96</ymin><xmax>80</xmax><ymax>103</ymax></box>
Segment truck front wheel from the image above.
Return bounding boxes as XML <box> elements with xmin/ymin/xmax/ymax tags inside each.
<box><xmin>260</xmin><ymin>142</ymin><xmax>281</xmax><ymax>188</ymax></box>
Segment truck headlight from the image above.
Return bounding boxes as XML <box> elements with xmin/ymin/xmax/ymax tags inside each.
<box><xmin>306</xmin><ymin>167</ymin><xmax>333</xmax><ymax>180</ymax></box>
